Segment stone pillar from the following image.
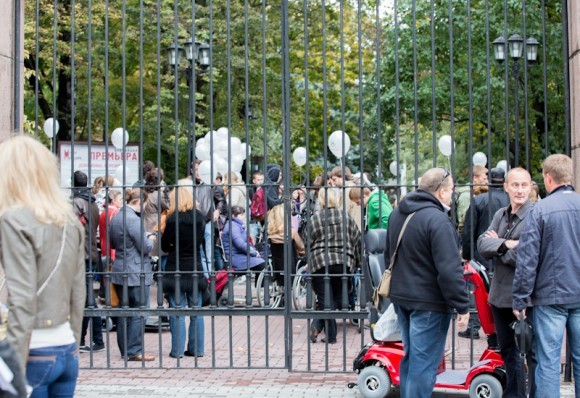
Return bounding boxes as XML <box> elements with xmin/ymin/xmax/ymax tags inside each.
<box><xmin>0</xmin><ymin>0</ymin><xmax>23</xmax><ymax>141</ymax></box>
<box><xmin>570</xmin><ymin>1</ymin><xmax>580</xmax><ymax>186</ymax></box>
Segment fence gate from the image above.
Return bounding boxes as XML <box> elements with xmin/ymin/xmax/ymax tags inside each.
<box><xmin>24</xmin><ymin>0</ymin><xmax>570</xmax><ymax>372</ymax></box>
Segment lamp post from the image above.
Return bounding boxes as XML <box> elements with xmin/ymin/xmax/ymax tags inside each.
<box><xmin>167</xmin><ymin>39</ymin><xmax>211</xmax><ymax>167</ymax></box>
<box><xmin>493</xmin><ymin>34</ymin><xmax>539</xmax><ymax>167</ymax></box>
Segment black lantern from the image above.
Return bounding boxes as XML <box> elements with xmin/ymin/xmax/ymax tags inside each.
<box><xmin>493</xmin><ymin>36</ymin><xmax>506</xmax><ymax>63</ymax></box>
<box><xmin>508</xmin><ymin>34</ymin><xmax>524</xmax><ymax>60</ymax></box>
<box><xmin>526</xmin><ymin>37</ymin><xmax>539</xmax><ymax>63</ymax></box>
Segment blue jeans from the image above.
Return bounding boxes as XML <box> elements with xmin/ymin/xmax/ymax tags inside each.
<box><xmin>201</xmin><ymin>222</ymin><xmax>213</xmax><ymax>273</ymax></box>
<box><xmin>249</xmin><ymin>222</ymin><xmax>261</xmax><ymax>245</ymax></box>
<box><xmin>114</xmin><ymin>284</ymin><xmax>150</xmax><ymax>358</ymax></box>
<box><xmin>394</xmin><ymin>304</ymin><xmax>451</xmax><ymax>398</ymax></box>
<box><xmin>533</xmin><ymin>303</ymin><xmax>580</xmax><ymax>398</ymax></box>
<box><xmin>168</xmin><ymin>291</ymin><xmax>204</xmax><ymax>357</ymax></box>
<box><xmin>26</xmin><ymin>343</ymin><xmax>78</xmax><ymax>398</ymax></box>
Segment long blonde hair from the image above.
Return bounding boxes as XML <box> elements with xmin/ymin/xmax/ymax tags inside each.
<box><xmin>167</xmin><ymin>186</ymin><xmax>196</xmax><ymax>216</ymax></box>
<box><xmin>0</xmin><ymin>135</ymin><xmax>75</xmax><ymax>227</ymax></box>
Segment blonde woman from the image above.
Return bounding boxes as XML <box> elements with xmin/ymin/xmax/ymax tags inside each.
<box><xmin>0</xmin><ymin>135</ymin><xmax>85</xmax><ymax>397</ymax></box>
<box><xmin>160</xmin><ymin>187</ymin><xmax>207</xmax><ymax>358</ymax></box>
<box><xmin>308</xmin><ymin>188</ymin><xmax>362</xmax><ymax>344</ymax></box>
<box><xmin>267</xmin><ymin>204</ymin><xmax>306</xmax><ymax>286</ymax></box>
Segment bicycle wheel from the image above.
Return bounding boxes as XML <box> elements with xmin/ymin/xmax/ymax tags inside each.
<box><xmin>292</xmin><ymin>264</ymin><xmax>309</xmax><ymax>310</ymax></box>
<box><xmin>256</xmin><ymin>264</ymin><xmax>283</xmax><ymax>308</ymax></box>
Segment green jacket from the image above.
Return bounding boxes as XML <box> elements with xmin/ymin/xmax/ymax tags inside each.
<box><xmin>366</xmin><ymin>190</ymin><xmax>392</xmax><ymax>230</ymax></box>
<box><xmin>455</xmin><ymin>186</ymin><xmax>471</xmax><ymax>233</ymax></box>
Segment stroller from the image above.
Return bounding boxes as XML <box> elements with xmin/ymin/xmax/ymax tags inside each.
<box><xmin>350</xmin><ymin>260</ymin><xmax>506</xmax><ymax>398</ymax></box>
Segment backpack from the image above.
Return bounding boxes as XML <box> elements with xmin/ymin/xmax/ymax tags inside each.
<box><xmin>250</xmin><ymin>187</ymin><xmax>267</xmax><ymax>222</ymax></box>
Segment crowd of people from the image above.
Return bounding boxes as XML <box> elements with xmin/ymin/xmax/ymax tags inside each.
<box><xmin>0</xmin><ymin>133</ymin><xmax>578</xmax><ymax>397</ymax></box>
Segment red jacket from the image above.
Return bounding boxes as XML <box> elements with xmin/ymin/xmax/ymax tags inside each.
<box><xmin>99</xmin><ymin>205</ymin><xmax>120</xmax><ymax>261</ymax></box>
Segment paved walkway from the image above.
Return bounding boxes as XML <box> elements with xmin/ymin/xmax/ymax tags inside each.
<box><xmin>76</xmin><ymin>313</ymin><xmax>576</xmax><ymax>397</ymax></box>
<box><xmin>76</xmin><ymin>369</ymin><xmax>576</xmax><ymax>398</ymax></box>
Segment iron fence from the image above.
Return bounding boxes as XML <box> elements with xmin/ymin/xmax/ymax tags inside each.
<box><xmin>23</xmin><ymin>0</ymin><xmax>570</xmax><ymax>372</ymax></box>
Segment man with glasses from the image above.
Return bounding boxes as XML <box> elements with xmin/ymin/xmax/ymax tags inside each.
<box><xmin>386</xmin><ymin>168</ymin><xmax>470</xmax><ymax>398</ymax></box>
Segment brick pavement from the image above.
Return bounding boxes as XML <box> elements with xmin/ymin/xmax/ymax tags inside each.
<box><xmin>76</xmin><ymin>314</ymin><xmax>576</xmax><ymax>397</ymax></box>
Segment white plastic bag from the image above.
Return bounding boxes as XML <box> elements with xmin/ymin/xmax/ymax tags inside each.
<box><xmin>373</xmin><ymin>303</ymin><xmax>401</xmax><ymax>342</ymax></box>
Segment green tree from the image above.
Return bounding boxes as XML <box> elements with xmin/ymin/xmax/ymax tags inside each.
<box><xmin>363</xmin><ymin>0</ymin><xmax>566</xmax><ymax>185</ymax></box>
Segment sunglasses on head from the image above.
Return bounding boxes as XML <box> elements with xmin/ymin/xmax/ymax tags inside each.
<box><xmin>435</xmin><ymin>168</ymin><xmax>451</xmax><ymax>191</ymax></box>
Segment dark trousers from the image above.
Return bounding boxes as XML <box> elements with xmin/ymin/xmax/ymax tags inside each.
<box><xmin>311</xmin><ymin>264</ymin><xmax>345</xmax><ymax>342</ymax></box>
<box><xmin>491</xmin><ymin>305</ymin><xmax>536</xmax><ymax>398</ymax></box>
<box><xmin>81</xmin><ymin>262</ymin><xmax>103</xmax><ymax>346</ymax></box>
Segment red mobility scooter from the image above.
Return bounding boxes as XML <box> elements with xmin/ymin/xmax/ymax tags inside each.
<box><xmin>350</xmin><ymin>260</ymin><xmax>505</xmax><ymax>398</ymax></box>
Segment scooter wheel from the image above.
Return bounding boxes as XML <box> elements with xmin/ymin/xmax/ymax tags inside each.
<box><xmin>469</xmin><ymin>374</ymin><xmax>503</xmax><ymax>398</ymax></box>
<box><xmin>358</xmin><ymin>366</ymin><xmax>391</xmax><ymax>398</ymax></box>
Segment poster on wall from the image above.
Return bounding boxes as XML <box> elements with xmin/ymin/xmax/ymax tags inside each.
<box><xmin>58</xmin><ymin>142</ymin><xmax>141</xmax><ymax>189</ymax></box>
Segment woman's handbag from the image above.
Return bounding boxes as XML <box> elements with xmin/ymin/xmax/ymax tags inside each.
<box><xmin>0</xmin><ymin>305</ymin><xmax>27</xmax><ymax>398</ymax></box>
<box><xmin>373</xmin><ymin>212</ymin><xmax>415</xmax><ymax>308</ymax></box>
<box><xmin>109</xmin><ymin>280</ymin><xmax>120</xmax><ymax>307</ymax></box>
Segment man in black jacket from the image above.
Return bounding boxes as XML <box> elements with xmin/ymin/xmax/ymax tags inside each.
<box><xmin>385</xmin><ymin>168</ymin><xmax>470</xmax><ymax>398</ymax></box>
<box><xmin>462</xmin><ymin>167</ymin><xmax>509</xmax><ymax>268</ymax></box>
<box><xmin>72</xmin><ymin>170</ymin><xmax>105</xmax><ymax>353</ymax></box>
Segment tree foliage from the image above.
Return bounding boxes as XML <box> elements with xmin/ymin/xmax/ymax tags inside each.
<box><xmin>23</xmin><ymin>0</ymin><xmax>567</xmax><ymax>185</ymax></box>
<box><xmin>363</xmin><ymin>0</ymin><xmax>567</xmax><ymax>184</ymax></box>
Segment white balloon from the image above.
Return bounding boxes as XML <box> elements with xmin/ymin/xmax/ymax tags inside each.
<box><xmin>198</xmin><ymin>160</ymin><xmax>217</xmax><ymax>185</ymax></box>
<box><xmin>111</xmin><ymin>128</ymin><xmax>129</xmax><ymax>150</ymax></box>
<box><xmin>230</xmin><ymin>136</ymin><xmax>242</xmax><ymax>148</ymax></box>
<box><xmin>233</xmin><ymin>162</ymin><xmax>243</xmax><ymax>174</ymax></box>
<box><xmin>216</xmin><ymin>137</ymin><xmax>243</xmax><ymax>161</ymax></box>
<box><xmin>216</xmin><ymin>139</ymin><xmax>229</xmax><ymax>159</ymax></box>
<box><xmin>328</xmin><ymin>131</ymin><xmax>351</xmax><ymax>158</ymax></box>
<box><xmin>389</xmin><ymin>161</ymin><xmax>398</xmax><ymax>176</ymax></box>
<box><xmin>216</xmin><ymin>127</ymin><xmax>229</xmax><ymax>141</ymax></box>
<box><xmin>195</xmin><ymin>143</ymin><xmax>211</xmax><ymax>161</ymax></box>
<box><xmin>239</xmin><ymin>143</ymin><xmax>248</xmax><ymax>160</ymax></box>
<box><xmin>496</xmin><ymin>159</ymin><xmax>508</xmax><ymax>174</ymax></box>
<box><xmin>244</xmin><ymin>143</ymin><xmax>251</xmax><ymax>157</ymax></box>
<box><xmin>114</xmin><ymin>165</ymin><xmax>129</xmax><ymax>182</ymax></box>
<box><xmin>438</xmin><ymin>135</ymin><xmax>454</xmax><ymax>157</ymax></box>
<box><xmin>196</xmin><ymin>137</ymin><xmax>206</xmax><ymax>147</ymax></box>
<box><xmin>215</xmin><ymin>157</ymin><xmax>229</xmax><ymax>174</ymax></box>
<box><xmin>232</xmin><ymin>151</ymin><xmax>244</xmax><ymax>165</ymax></box>
<box><xmin>292</xmin><ymin>147</ymin><xmax>307</xmax><ymax>167</ymax></box>
<box><xmin>472</xmin><ymin>152</ymin><xmax>487</xmax><ymax>166</ymax></box>
<box><xmin>205</xmin><ymin>131</ymin><xmax>217</xmax><ymax>147</ymax></box>
<box><xmin>43</xmin><ymin>118</ymin><xmax>60</xmax><ymax>138</ymax></box>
